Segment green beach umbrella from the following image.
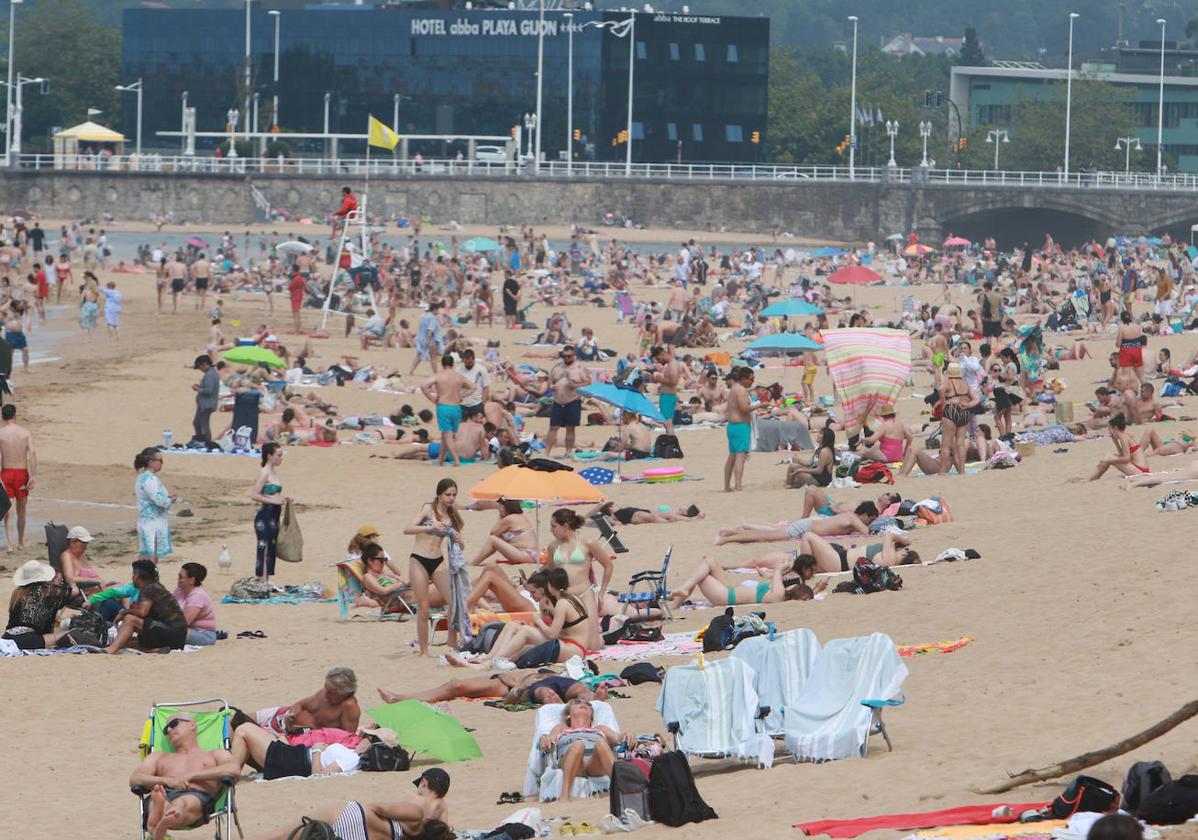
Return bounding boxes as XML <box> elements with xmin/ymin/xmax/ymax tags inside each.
<box><xmin>222</xmin><ymin>346</ymin><xmax>285</xmax><ymax>368</ymax></box>
<box><xmin>367</xmin><ymin>700</ymin><xmax>482</xmax><ymax>763</ymax></box>
<box><xmin>461</xmin><ymin>236</ymin><xmax>501</xmax><ymax>253</ymax></box>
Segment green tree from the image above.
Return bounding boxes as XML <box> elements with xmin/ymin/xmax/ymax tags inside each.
<box><xmin>0</xmin><ymin>0</ymin><xmax>121</xmax><ymax>150</ymax></box>
<box><xmin>958</xmin><ymin>27</ymin><xmax>985</xmax><ymax>66</ymax></box>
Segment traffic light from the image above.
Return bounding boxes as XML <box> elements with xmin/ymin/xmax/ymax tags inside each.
<box><xmin>957</xmin><ymin>137</ymin><xmax>968</xmax><ymax>152</ymax></box>
<box><xmin>750</xmin><ymin>130</ymin><xmax>760</xmax><ymax>144</ymax></box>
<box><xmin>924</xmin><ymin>90</ymin><xmax>933</xmax><ymax>108</ymax></box>
<box><xmin>573</xmin><ymin>128</ymin><xmax>581</xmax><ymax>141</ymax></box>
<box><xmin>836</xmin><ymin>134</ymin><xmax>850</xmax><ymax>155</ymax></box>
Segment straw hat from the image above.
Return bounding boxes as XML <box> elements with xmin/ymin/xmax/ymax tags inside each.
<box><xmin>13</xmin><ymin>560</ymin><xmax>54</xmax><ymax>587</ymax></box>
<box><xmin>877</xmin><ymin>404</ymin><xmax>896</xmax><ymax>417</ymax></box>
<box><xmin>946</xmin><ymin>362</ymin><xmax>963</xmax><ymax>378</ymax></box>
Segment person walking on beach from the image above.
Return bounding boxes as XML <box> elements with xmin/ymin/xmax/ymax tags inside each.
<box><xmin>250</xmin><ymin>442</ymin><xmax>291</xmax><ymax>580</ymax></box>
<box><xmin>420</xmin><ymin>355</ymin><xmax>474</xmax><ymax>467</ymax></box>
<box><xmin>191</xmin><ymin>252</ymin><xmax>211</xmax><ymax>313</ymax></box>
<box><xmin>134</xmin><ymin>447</ymin><xmax>175</xmax><ymax>561</ymax></box>
<box><xmin>192</xmin><ymin>355</ymin><xmax>219</xmax><ymax>444</ymax></box>
<box><xmin>546</xmin><ymin>345</ymin><xmax>590</xmax><ymax>456</ymax></box>
<box><xmin>3</xmin><ymin>301</ymin><xmax>29</xmax><ymax>373</ymax></box>
<box><xmin>724</xmin><ymin>366</ymin><xmax>754</xmax><ymax>492</ymax></box>
<box><xmin>168</xmin><ymin>255</ymin><xmax>187</xmax><ymax>314</ymax></box>
<box><xmin>288</xmin><ymin>268</ymin><xmax>305</xmax><ymax>333</ymax></box>
<box><xmin>0</xmin><ymin>404</ymin><xmax>36</xmax><ymax>551</ymax></box>
<box><xmin>102</xmin><ymin>281</ymin><xmax>122</xmax><ymax>340</ymax></box>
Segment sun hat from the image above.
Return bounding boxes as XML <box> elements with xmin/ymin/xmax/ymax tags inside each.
<box><xmin>946</xmin><ymin>362</ymin><xmax>963</xmax><ymax>378</ymax></box>
<box><xmin>357</xmin><ymin>524</ymin><xmax>380</xmax><ymax>538</ymax></box>
<box><xmin>67</xmin><ymin>526</ymin><xmax>94</xmax><ymax>542</ymax></box>
<box><xmin>878</xmin><ymin>404</ymin><xmax>896</xmax><ymax>417</ymax></box>
<box><xmin>14</xmin><ymin>560</ymin><xmax>54</xmax><ymax>587</ymax></box>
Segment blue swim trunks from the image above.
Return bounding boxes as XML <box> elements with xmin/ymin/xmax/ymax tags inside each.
<box><xmin>726</xmin><ymin>421</ymin><xmax>751</xmax><ymax>454</ymax></box>
<box><xmin>658</xmin><ymin>392</ymin><xmax>678</xmax><ymax>422</ymax></box>
<box><xmin>436</xmin><ymin>404</ymin><xmax>462</xmax><ymax>433</ymax></box>
<box><xmin>4</xmin><ymin>331</ymin><xmax>26</xmax><ymax>350</ymax></box>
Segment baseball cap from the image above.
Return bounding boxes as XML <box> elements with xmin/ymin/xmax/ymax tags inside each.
<box><xmin>413</xmin><ymin>767</ymin><xmax>451</xmax><ymax>796</ymax></box>
<box><xmin>356</xmin><ymin>524</ymin><xmax>380</xmax><ymax>539</ymax></box>
<box><xmin>67</xmin><ymin>526</ymin><xmax>94</xmax><ymax>543</ymax></box>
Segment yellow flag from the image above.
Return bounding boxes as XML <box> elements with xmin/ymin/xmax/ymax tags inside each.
<box><xmin>367</xmin><ymin>115</ymin><xmax>399</xmax><ymax>151</ymax></box>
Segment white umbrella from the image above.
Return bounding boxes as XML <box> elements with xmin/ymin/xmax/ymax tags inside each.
<box><xmin>276</xmin><ymin>241</ymin><xmax>313</xmax><ymax>257</ymax></box>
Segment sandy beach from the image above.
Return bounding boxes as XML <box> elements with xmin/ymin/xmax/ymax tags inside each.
<box><xmin>5</xmin><ymin>221</ymin><xmax>1198</xmax><ymax>840</ymax></box>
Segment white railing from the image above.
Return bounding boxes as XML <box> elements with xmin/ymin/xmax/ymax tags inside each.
<box><xmin>14</xmin><ymin>153</ymin><xmax>1198</xmax><ymax>192</ymax></box>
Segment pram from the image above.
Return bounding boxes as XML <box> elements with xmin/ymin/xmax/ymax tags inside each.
<box><xmin>1047</xmin><ymin>291</ymin><xmax>1089</xmax><ymax>331</ymax></box>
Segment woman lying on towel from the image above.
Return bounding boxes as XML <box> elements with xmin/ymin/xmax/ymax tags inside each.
<box><xmin>378</xmin><ymin>669</ymin><xmax>604</xmax><ymax>706</ymax></box>
<box><xmin>668</xmin><ymin>555</ymin><xmax>814</xmax><ymax>610</ymax></box>
<box><xmin>588</xmin><ymin>500</ymin><xmax>704</xmax><ymax>526</ymax></box>
<box><xmin>539</xmin><ymin>699</ymin><xmax>630</xmax><ymax>802</ymax></box>
<box><xmin>796</xmin><ymin>531</ymin><xmax>919</xmax><ymax>573</ymax></box>
<box><xmin>799</xmin><ymin>488</ymin><xmax>900</xmax><ymax>520</ymax></box>
<box><xmin>1120</xmin><ymin>457</ymin><xmax>1198</xmax><ymax>490</ymax></box>
<box><xmin>714</xmin><ymin>507</ymin><xmax>874</xmax><ymax>546</ymax></box>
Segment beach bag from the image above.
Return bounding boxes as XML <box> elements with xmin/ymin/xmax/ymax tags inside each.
<box><xmin>229</xmin><ymin>576</ymin><xmax>271</xmax><ymax>600</ymax></box>
<box><xmin>1123</xmin><ymin>761</ymin><xmax>1172</xmax><ymax>814</ymax></box>
<box><xmin>854</xmin><ymin>462</ymin><xmax>894</xmax><ymax>484</ymax></box>
<box><xmin>1049</xmin><ymin>775</ymin><xmax>1120</xmax><ymax>819</ymax></box>
<box><xmin>701</xmin><ymin>608</ymin><xmax>735</xmax><ymax>652</ymax></box>
<box><xmin>729</xmin><ymin>612</ymin><xmax>769</xmax><ymax>647</ymax></box>
<box><xmin>45</xmin><ymin>521</ymin><xmax>69</xmax><ymax>571</ymax></box>
<box><xmin>57</xmin><ymin>610</ymin><xmax>108</xmax><ymax>648</ymax></box>
<box><xmin>652</xmin><ymin>434</ymin><xmax>683</xmax><ymax>459</ymax></box>
<box><xmin>647</xmin><ymin>750</ymin><xmax>717</xmax><ymax>826</ymax></box>
<box><xmin>286</xmin><ymin>817</ymin><xmax>339</xmax><ymax>840</ymax></box>
<box><xmin>610</xmin><ymin>759</ymin><xmax>652</xmax><ymax>821</ymax></box>
<box><xmin>276</xmin><ymin>501</ymin><xmax>304</xmax><ymax>563</ymax></box>
<box><xmin>465</xmin><ymin>621</ymin><xmax>504</xmax><ymax>655</ymax></box>
<box><xmin>1135</xmin><ymin>775</ymin><xmax>1198</xmax><ymax>824</ymax></box>
<box><xmin>359</xmin><ymin>743</ymin><xmax>411</xmax><ymax>772</ymax></box>
<box><xmin>833</xmin><ymin>563</ymin><xmax>903</xmax><ymax>595</ymax></box>
<box><xmin>619</xmin><ymin>663</ymin><xmax>664</xmax><ymax>685</ymax></box>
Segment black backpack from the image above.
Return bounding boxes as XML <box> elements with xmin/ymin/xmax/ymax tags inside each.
<box><xmin>610</xmin><ymin>759</ymin><xmax>651</xmax><ymax>821</ymax></box>
<box><xmin>1049</xmin><ymin>775</ymin><xmax>1120</xmax><ymax>819</ymax></box>
<box><xmin>286</xmin><ymin>817</ymin><xmax>339</xmax><ymax>840</ymax></box>
<box><xmin>647</xmin><ymin>751</ymin><xmax>717</xmax><ymax>827</ymax></box>
<box><xmin>701</xmin><ymin>608</ymin><xmax>735</xmax><ymax>653</ymax></box>
<box><xmin>359</xmin><ymin>743</ymin><xmax>411</xmax><ymax>772</ymax></box>
<box><xmin>1135</xmin><ymin>775</ymin><xmax>1198</xmax><ymax>825</ymax></box>
<box><xmin>1123</xmin><ymin>761</ymin><xmax>1172</xmax><ymax>815</ymax></box>
<box><xmin>652</xmin><ymin>434</ymin><xmax>683</xmax><ymax>459</ymax></box>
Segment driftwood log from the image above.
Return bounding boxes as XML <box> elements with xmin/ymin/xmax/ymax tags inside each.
<box><xmin>975</xmin><ymin>699</ymin><xmax>1198</xmax><ymax>795</ymax></box>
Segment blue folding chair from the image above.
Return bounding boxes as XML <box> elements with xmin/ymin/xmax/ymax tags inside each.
<box><xmin>618</xmin><ymin>544</ymin><xmax>673</xmax><ymax>620</ymax></box>
<box><xmin>860</xmin><ymin>692</ymin><xmax>906</xmax><ymax>756</ymax></box>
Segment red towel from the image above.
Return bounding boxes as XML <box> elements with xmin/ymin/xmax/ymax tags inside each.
<box><xmin>795</xmin><ymin>802</ymin><xmax>1049</xmax><ymax>838</ymax></box>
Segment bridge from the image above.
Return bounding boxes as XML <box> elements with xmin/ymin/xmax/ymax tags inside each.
<box><xmin>4</xmin><ymin>155</ymin><xmax>1196</xmax><ymax>246</ymax></box>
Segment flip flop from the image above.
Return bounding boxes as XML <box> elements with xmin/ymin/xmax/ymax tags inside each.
<box><xmin>559</xmin><ymin>822</ymin><xmax>577</xmax><ymax>837</ymax></box>
<box><xmin>236</xmin><ymin>630</ymin><xmax>267</xmax><ymax>639</ymax></box>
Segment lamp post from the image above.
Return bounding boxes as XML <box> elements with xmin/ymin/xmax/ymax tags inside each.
<box><xmin>580</xmin><ymin>15</ymin><xmax>635</xmax><ymax>175</ymax></box>
<box><xmin>1115</xmin><ymin>136</ymin><xmax>1142</xmax><ymax>174</ymax></box>
<box><xmin>885</xmin><ymin>119</ymin><xmax>899</xmax><ymax>167</ymax></box>
<box><xmin>243</xmin><ymin>0</ymin><xmax>252</xmax><ymax>143</ymax></box>
<box><xmin>918</xmin><ymin>120</ymin><xmax>932</xmax><ymax>167</ymax></box>
<box><xmin>523</xmin><ymin>112</ymin><xmax>537</xmax><ymax>160</ymax></box>
<box><xmin>114</xmin><ymin>78</ymin><xmax>143</xmax><ymax>157</ymax></box>
<box><xmin>9</xmin><ymin>73</ymin><xmax>43</xmax><ymax>160</ymax></box>
<box><xmin>269</xmin><ymin>9</ymin><xmax>280</xmax><ymax>131</ymax></box>
<box><xmin>392</xmin><ymin>92</ymin><xmax>400</xmax><ymax>132</ymax></box>
<box><xmin>1063</xmin><ymin>11</ymin><xmax>1078</xmax><ymax>177</ymax></box>
<box><xmin>1156</xmin><ymin>17</ymin><xmax>1167</xmax><ymax>176</ymax></box>
<box><xmin>181</xmin><ymin>90</ymin><xmax>188</xmax><ymax>153</ymax></box>
<box><xmin>564</xmin><ymin>11</ymin><xmax>573</xmax><ymax>173</ymax></box>
<box><xmin>4</xmin><ymin>0</ymin><xmax>23</xmax><ymax>167</ymax></box>
<box><xmin>323</xmin><ymin>91</ymin><xmax>330</xmax><ymax>158</ymax></box>
<box><xmin>226</xmin><ymin>107</ymin><xmax>239</xmax><ymax>158</ymax></box>
<box><xmin>985</xmin><ymin>128</ymin><xmax>1009</xmax><ymax>169</ymax></box>
<box><xmin>848</xmin><ymin>15</ymin><xmax>859</xmax><ymax>178</ymax></box>
<box><xmin>533</xmin><ymin>0</ymin><xmax>544</xmax><ymax>173</ymax></box>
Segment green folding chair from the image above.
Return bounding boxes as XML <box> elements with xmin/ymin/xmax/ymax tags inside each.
<box><xmin>132</xmin><ymin>698</ymin><xmax>242</xmax><ymax>839</ymax></box>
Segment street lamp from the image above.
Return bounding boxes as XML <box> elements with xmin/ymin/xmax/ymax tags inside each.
<box><xmin>885</xmin><ymin>120</ymin><xmax>899</xmax><ymax>167</ymax></box>
<box><xmin>985</xmin><ymin>128</ymin><xmax>1009</xmax><ymax>170</ymax></box>
<box><xmin>523</xmin><ymin>112</ymin><xmax>537</xmax><ymax>159</ymax></box>
<box><xmin>392</xmin><ymin>92</ymin><xmax>400</xmax><ymax>132</ymax></box>
<box><xmin>1156</xmin><ymin>17</ymin><xmax>1167</xmax><ymax>176</ymax></box>
<box><xmin>8</xmin><ymin>73</ymin><xmax>44</xmax><ymax>160</ymax></box>
<box><xmin>114</xmin><ymin>78</ymin><xmax>143</xmax><ymax>157</ymax></box>
<box><xmin>1063</xmin><ymin>11</ymin><xmax>1079</xmax><ymax>176</ymax></box>
<box><xmin>847</xmin><ymin>15</ymin><xmax>859</xmax><ymax>178</ymax></box>
<box><xmin>1115</xmin><ymin>135</ymin><xmax>1142</xmax><ymax>174</ymax></box>
<box><xmin>564</xmin><ymin>11</ymin><xmax>573</xmax><ymax>173</ymax></box>
<box><xmin>533</xmin><ymin>0</ymin><xmax>544</xmax><ymax>172</ymax></box>
<box><xmin>226</xmin><ymin>107</ymin><xmax>240</xmax><ymax>158</ymax></box>
<box><xmin>4</xmin><ymin>0</ymin><xmax>23</xmax><ymax>167</ymax></box>
<box><xmin>181</xmin><ymin>90</ymin><xmax>188</xmax><ymax>153</ymax></box>
<box><xmin>243</xmin><ymin>0</ymin><xmax>252</xmax><ymax>143</ymax></box>
<box><xmin>580</xmin><ymin>14</ymin><xmax>635</xmax><ymax>176</ymax></box>
<box><xmin>269</xmin><ymin>9</ymin><xmax>280</xmax><ymax>131</ymax></box>
<box><xmin>919</xmin><ymin>120</ymin><xmax>932</xmax><ymax>167</ymax></box>
<box><xmin>322</xmin><ymin>91</ymin><xmax>330</xmax><ymax>158</ymax></box>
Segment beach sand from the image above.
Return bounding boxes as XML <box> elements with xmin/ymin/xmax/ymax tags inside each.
<box><xmin>4</xmin><ymin>224</ymin><xmax>1198</xmax><ymax>839</ymax></box>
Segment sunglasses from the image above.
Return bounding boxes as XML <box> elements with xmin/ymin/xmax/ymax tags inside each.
<box><xmin>165</xmin><ymin>718</ymin><xmax>188</xmax><ymax>731</ymax></box>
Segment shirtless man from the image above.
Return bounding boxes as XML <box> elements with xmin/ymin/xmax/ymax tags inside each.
<box><xmin>928</xmin><ymin>324</ymin><xmax>949</xmax><ymax>392</ymax></box>
<box><xmin>724</xmin><ymin>366</ymin><xmax>755</xmax><ymax>492</ymax></box>
<box><xmin>1085</xmin><ymin>387</ymin><xmax>1127</xmax><ymax>430</ymax></box>
<box><xmin>256</xmin><ymin>666</ymin><xmax>361</xmax><ymax>736</ymax></box>
<box><xmin>545</xmin><ymin>345</ymin><xmax>591</xmax><ymax>456</ymax></box>
<box><xmin>697</xmin><ymin>367</ymin><xmax>728</xmax><ymax>410</ymax></box>
<box><xmin>1123</xmin><ymin>382</ymin><xmax>1164</xmax><ymax>425</ymax></box>
<box><xmin>168</xmin><ymin>256</ymin><xmax>188</xmax><ymax>314</ymax></box>
<box><xmin>483</xmin><ymin>398</ymin><xmax>519</xmax><ymax>443</ymax></box>
<box><xmin>650</xmin><ymin>345</ymin><xmax>681</xmax><ymax>435</ymax></box>
<box><xmin>666</xmin><ymin>279</ymin><xmax>690</xmax><ymax>320</ymax></box>
<box><xmin>191</xmin><ymin>253</ymin><xmax>211</xmax><ymax>312</ymax></box>
<box><xmin>619</xmin><ymin>416</ymin><xmax>654</xmax><ymax>457</ymax></box>
<box><xmin>420</xmin><ymin>354</ymin><xmax>475</xmax><ymax>467</ymax></box>
<box><xmin>3</xmin><ymin>300</ymin><xmax>29</xmax><ymax>372</ymax></box>
<box><xmin>453</xmin><ymin>412</ymin><xmax>490</xmax><ymax>463</ymax></box>
<box><xmin>129</xmin><ymin>713</ymin><xmax>233</xmax><ymax>840</ymax></box>
<box><xmin>0</xmin><ymin>404</ymin><xmax>35</xmax><ymax>551</ymax></box>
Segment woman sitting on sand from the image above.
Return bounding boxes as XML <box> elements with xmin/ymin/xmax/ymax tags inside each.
<box><xmin>468</xmin><ymin>498</ymin><xmax>539</xmax><ymax>565</ymax></box>
<box><xmin>668</xmin><ymin>555</ymin><xmax>814</xmax><ymax>609</ymax></box>
<box><xmin>1087</xmin><ymin>415</ymin><xmax>1151</xmax><ymax>481</ymax></box>
<box><xmin>588</xmin><ymin>501</ymin><xmax>704</xmax><ymax>526</ymax></box>
<box><xmin>539</xmin><ymin>699</ymin><xmax>629</xmax><ymax>802</ymax></box>
<box><xmin>784</xmin><ymin>426</ymin><xmax>837</xmax><ymax>488</ymax></box>
<box><xmin>715</xmin><ymin>507</ymin><xmax>874</xmax><ymax>546</ymax></box>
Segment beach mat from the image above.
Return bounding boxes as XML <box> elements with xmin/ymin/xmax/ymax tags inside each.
<box><xmin>796</xmin><ymin>802</ymin><xmax>1050</xmax><ymax>838</ymax></box>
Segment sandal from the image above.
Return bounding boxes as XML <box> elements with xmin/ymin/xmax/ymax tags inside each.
<box><xmin>574</xmin><ymin>823</ymin><xmax>599</xmax><ymax>836</ymax></box>
<box><xmin>236</xmin><ymin>630</ymin><xmax>267</xmax><ymax>639</ymax></box>
<box><xmin>495</xmin><ymin>791</ymin><xmax>523</xmax><ymax>805</ymax></box>
<box><xmin>559</xmin><ymin>822</ymin><xmax>576</xmax><ymax>837</ymax></box>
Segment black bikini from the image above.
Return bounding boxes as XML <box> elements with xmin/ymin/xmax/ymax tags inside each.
<box><xmin>561</xmin><ymin>594</ymin><xmax>589</xmax><ymax>628</ymax></box>
<box><xmin>410</xmin><ymin>553</ymin><xmax>443</xmax><ymax>576</ymax></box>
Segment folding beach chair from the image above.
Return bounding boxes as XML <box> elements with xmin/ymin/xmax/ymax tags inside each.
<box><xmin>132</xmin><ymin>698</ymin><xmax>241</xmax><ymax>840</ymax></box>
<box><xmin>730</xmin><ymin>627</ymin><xmax>821</xmax><ymax>736</ymax></box>
<box><xmin>657</xmin><ymin>654</ymin><xmax>774</xmax><ymax>768</ymax></box>
<box><xmin>334</xmin><ymin>558</ymin><xmax>414</xmax><ymax>622</ymax></box>
<box><xmin>591</xmin><ymin>514</ymin><xmax>629</xmax><ymax>554</ymax></box>
<box><xmin>522</xmin><ymin>700</ymin><xmax>620</xmax><ymax>802</ymax></box>
<box><xmin>618</xmin><ymin>545</ymin><xmax>672</xmax><ymax>620</ymax></box>
<box><xmin>781</xmin><ymin>632</ymin><xmax>908</xmax><ymax>762</ymax></box>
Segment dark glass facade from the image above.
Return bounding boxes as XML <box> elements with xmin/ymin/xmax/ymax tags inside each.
<box><xmin>120</xmin><ymin>6</ymin><xmax>768</xmax><ymax>162</ymax></box>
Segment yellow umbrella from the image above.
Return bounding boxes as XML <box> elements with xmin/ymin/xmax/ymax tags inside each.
<box><xmin>467</xmin><ymin>465</ymin><xmax>607</xmax><ymax>503</ymax></box>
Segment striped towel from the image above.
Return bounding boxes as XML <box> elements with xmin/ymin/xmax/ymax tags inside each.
<box><xmin>823</xmin><ymin>328</ymin><xmax>911</xmax><ymax>435</ymax></box>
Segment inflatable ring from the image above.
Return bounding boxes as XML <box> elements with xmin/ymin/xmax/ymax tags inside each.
<box><xmin>643</xmin><ymin>466</ymin><xmax>684</xmax><ymax>483</ymax></box>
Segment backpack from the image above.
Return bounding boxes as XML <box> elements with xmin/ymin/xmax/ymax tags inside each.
<box><xmin>701</xmin><ymin>608</ymin><xmax>736</xmax><ymax>652</ymax></box>
<box><xmin>652</xmin><ymin>434</ymin><xmax>684</xmax><ymax>459</ymax></box>
<box><xmin>1123</xmin><ymin>761</ymin><xmax>1172</xmax><ymax>815</ymax></box>
<box><xmin>57</xmin><ymin>610</ymin><xmax>109</xmax><ymax>648</ymax></box>
<box><xmin>464</xmin><ymin>621</ymin><xmax>504</xmax><ymax>655</ymax></box>
<box><xmin>610</xmin><ymin>759</ymin><xmax>651</xmax><ymax>821</ymax></box>
<box><xmin>647</xmin><ymin>750</ymin><xmax>718</xmax><ymax>827</ymax></box>
<box><xmin>229</xmin><ymin>576</ymin><xmax>272</xmax><ymax>600</ymax></box>
<box><xmin>1135</xmin><ymin>775</ymin><xmax>1198</xmax><ymax>825</ymax></box>
<box><xmin>981</xmin><ymin>293</ymin><xmax>993</xmax><ymax>321</ymax></box>
<box><xmin>286</xmin><ymin>817</ymin><xmax>340</xmax><ymax>840</ymax></box>
<box><xmin>833</xmin><ymin>563</ymin><xmax>903</xmax><ymax>595</ymax></box>
<box><xmin>359</xmin><ymin>743</ymin><xmax>411</xmax><ymax>772</ymax></box>
<box><xmin>1049</xmin><ymin>775</ymin><xmax>1120</xmax><ymax>819</ymax></box>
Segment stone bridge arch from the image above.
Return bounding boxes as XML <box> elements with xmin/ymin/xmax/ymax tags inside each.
<box><xmin>924</xmin><ymin>188</ymin><xmax>1133</xmax><ymax>248</ymax></box>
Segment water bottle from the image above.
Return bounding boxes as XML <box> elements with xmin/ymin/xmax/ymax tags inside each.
<box><xmin>218</xmin><ymin>545</ymin><xmax>232</xmax><ymax>574</ymax></box>
<box><xmin>162</xmin><ymin>428</ymin><xmax>173</xmax><ymax>448</ymax></box>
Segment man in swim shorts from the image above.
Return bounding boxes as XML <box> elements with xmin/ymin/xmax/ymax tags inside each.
<box><xmin>650</xmin><ymin>345</ymin><xmax>681</xmax><ymax>435</ymax></box>
<box><xmin>546</xmin><ymin>345</ymin><xmax>591</xmax><ymax>457</ymax></box>
<box><xmin>420</xmin><ymin>354</ymin><xmax>475</xmax><ymax>467</ymax></box>
<box><xmin>724</xmin><ymin>366</ymin><xmax>755</xmax><ymax>492</ymax></box>
<box><xmin>0</xmin><ymin>404</ymin><xmax>35</xmax><ymax>551</ymax></box>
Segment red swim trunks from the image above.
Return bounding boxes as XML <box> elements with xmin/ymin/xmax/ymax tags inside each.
<box><xmin>1</xmin><ymin>468</ymin><xmax>30</xmax><ymax>500</ymax></box>
<box><xmin>1118</xmin><ymin>346</ymin><xmax>1143</xmax><ymax>368</ymax></box>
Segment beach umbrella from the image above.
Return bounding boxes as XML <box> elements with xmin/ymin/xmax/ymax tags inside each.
<box><xmin>467</xmin><ymin>465</ymin><xmax>607</xmax><ymax>503</ymax></box>
<box><xmin>1186</xmin><ymin>246</ymin><xmax>1198</xmax><ymax>260</ymax></box>
<box><xmin>810</xmin><ymin>247</ymin><xmax>844</xmax><ymax>258</ymax></box>
<box><xmin>579</xmin><ymin>383</ymin><xmax>665</xmax><ymax>423</ymax></box>
<box><xmin>827</xmin><ymin>265</ymin><xmax>881</xmax><ymax>285</ymax></box>
<box><xmin>902</xmin><ymin>244</ymin><xmax>933</xmax><ymax>256</ymax></box>
<box><xmin>884</xmin><ymin>233</ymin><xmax>904</xmax><ymax>241</ymax></box>
<box><xmin>186</xmin><ymin>237</ymin><xmax>209</xmax><ymax>249</ymax></box>
<box><xmin>367</xmin><ymin>701</ymin><xmax>482</xmax><ymax>763</ymax></box>
<box><xmin>276</xmin><ymin>240</ymin><xmax>312</xmax><ymax>256</ymax></box>
<box><xmin>943</xmin><ymin>236</ymin><xmax>971</xmax><ymax>248</ymax></box>
<box><xmin>222</xmin><ymin>346</ymin><xmax>285</xmax><ymax>368</ymax></box>
<box><xmin>760</xmin><ymin>299</ymin><xmax>824</xmax><ymax>317</ymax></box>
<box><xmin>461</xmin><ymin>236</ymin><xmax>501</xmax><ymax>253</ymax></box>
<box><xmin>745</xmin><ymin>333</ymin><xmax>823</xmax><ymax>354</ymax></box>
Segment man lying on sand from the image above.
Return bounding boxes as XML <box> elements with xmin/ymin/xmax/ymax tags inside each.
<box><xmin>129</xmin><ymin>713</ymin><xmax>233</xmax><ymax>840</ymax></box>
<box><xmin>253</xmin><ymin>666</ymin><xmax>360</xmax><ymax>736</ymax></box>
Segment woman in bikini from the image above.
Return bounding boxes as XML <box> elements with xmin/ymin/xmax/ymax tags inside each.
<box><xmin>797</xmin><ymin>531</ymin><xmax>919</xmax><ymax>574</ymax></box>
<box><xmin>588</xmin><ymin>501</ymin><xmax>704</xmax><ymax>526</ymax></box>
<box><xmin>403</xmin><ymin>478</ymin><xmax>464</xmax><ymax>656</ymax></box>
<box><xmin>361</xmin><ymin>545</ymin><xmax>416</xmax><ymax>613</ymax></box>
<box><xmin>467</xmin><ymin>565</ymin><xmax>547</xmax><ymax>613</ymax></box>
<box><xmin>1087</xmin><ymin>414</ymin><xmax>1151</xmax><ymax>481</ymax></box>
<box><xmin>544</xmin><ymin>509</ymin><xmax>612</xmax><ymax>651</ymax></box>
<box><xmin>668</xmin><ymin>555</ymin><xmax>813</xmax><ymax>610</ymax></box>
<box><xmin>540</xmin><ymin>699</ymin><xmax>629</xmax><ymax>802</ymax></box>
<box><xmin>786</xmin><ymin>426</ymin><xmax>836</xmax><ymax>488</ymax></box>
<box><xmin>468</xmin><ymin>498</ymin><xmax>539</xmax><ymax>565</ymax></box>
<box><xmin>939</xmin><ymin>362</ymin><xmax>977</xmax><ymax>476</ymax></box>
<box><xmin>1116</xmin><ymin>309</ymin><xmax>1146</xmax><ymax>387</ymax></box>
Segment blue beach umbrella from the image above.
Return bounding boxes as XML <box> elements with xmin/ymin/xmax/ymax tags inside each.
<box><xmin>760</xmin><ymin>299</ymin><xmax>824</xmax><ymax>318</ymax></box>
<box><xmin>810</xmin><ymin>247</ymin><xmax>844</xmax><ymax>258</ymax></box>
<box><xmin>745</xmin><ymin>333</ymin><xmax>823</xmax><ymax>354</ymax></box>
<box><xmin>579</xmin><ymin>383</ymin><xmax>666</xmax><ymax>423</ymax></box>
<box><xmin>461</xmin><ymin>236</ymin><xmax>501</xmax><ymax>253</ymax></box>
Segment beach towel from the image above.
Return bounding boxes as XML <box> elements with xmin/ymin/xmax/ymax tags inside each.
<box><xmin>823</xmin><ymin>328</ymin><xmax>911</xmax><ymax>435</ymax></box>
<box><xmin>524</xmin><ymin>701</ymin><xmax>620</xmax><ymax>801</ymax></box>
<box><xmin>656</xmin><ymin>655</ymin><xmax>774</xmax><ymax>767</ymax></box>
<box><xmin>912</xmin><ymin>821</ymin><xmax>1065</xmax><ymax>840</ymax></box>
<box><xmin>897</xmin><ymin>636</ymin><xmax>973</xmax><ymax>656</ymax></box>
<box><xmin>730</xmin><ymin>629</ymin><xmax>821</xmax><ymax>735</ymax></box>
<box><xmin>469</xmin><ymin>611</ymin><xmax>535</xmax><ymax>632</ymax></box>
<box><xmin>446</xmin><ymin>528</ymin><xmax>472</xmax><ymax>644</ymax></box>
<box><xmin>795</xmin><ymin>802</ymin><xmax>1050</xmax><ymax>838</ymax></box>
<box><xmin>591</xmin><ymin>631</ymin><xmax>702</xmax><ymax>662</ymax></box>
